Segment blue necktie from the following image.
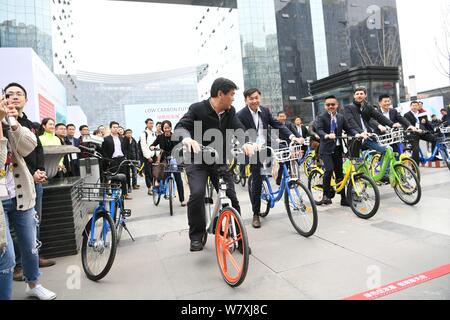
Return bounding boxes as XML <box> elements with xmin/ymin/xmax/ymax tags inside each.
<box><xmin>331</xmin><ymin>118</ymin><xmax>337</xmax><ymax>134</ymax></box>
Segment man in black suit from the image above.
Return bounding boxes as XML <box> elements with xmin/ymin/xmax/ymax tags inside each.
<box><xmin>65</xmin><ymin>123</ymin><xmax>81</xmax><ymax>176</ymax></box>
<box><xmin>376</xmin><ymin>95</ymin><xmax>417</xmax><ymax>154</ymax></box>
<box><xmin>237</xmin><ymin>88</ymin><xmax>304</xmax><ymax>229</ymax></box>
<box><xmin>101</xmin><ymin>121</ymin><xmax>132</xmax><ymax>199</ymax></box>
<box><xmin>277</xmin><ymin>111</ymin><xmax>298</xmax><ymax>136</ymax></box>
<box><xmin>315</xmin><ymin>96</ymin><xmax>359</xmax><ymax>206</ymax></box>
<box><xmin>175</xmin><ymin>78</ymin><xmax>256</xmax><ymax>252</ymax></box>
<box><xmin>344</xmin><ymin>87</ymin><xmax>401</xmax><ymax>155</ymax></box>
<box><xmin>404</xmin><ymin>101</ymin><xmax>437</xmax><ymax>164</ymax></box>
<box><xmin>275</xmin><ymin>111</ymin><xmax>303</xmax><ymax>185</ymax></box>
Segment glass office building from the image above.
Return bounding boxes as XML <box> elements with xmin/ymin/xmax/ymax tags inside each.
<box><xmin>0</xmin><ymin>0</ymin><xmax>53</xmax><ymax>70</ymax></box>
<box><xmin>74</xmin><ymin>67</ymin><xmax>199</xmax><ymax>130</ymax></box>
<box><xmin>191</xmin><ymin>0</ymin><xmax>402</xmax><ymax>121</ymax></box>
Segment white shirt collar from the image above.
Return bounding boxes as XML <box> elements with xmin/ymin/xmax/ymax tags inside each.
<box><xmin>248</xmin><ymin>106</ymin><xmax>261</xmax><ymax>115</ymax></box>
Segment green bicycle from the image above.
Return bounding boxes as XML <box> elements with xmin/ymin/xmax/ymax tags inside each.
<box><xmin>362</xmin><ymin>130</ymin><xmax>421</xmax><ymax>206</ymax></box>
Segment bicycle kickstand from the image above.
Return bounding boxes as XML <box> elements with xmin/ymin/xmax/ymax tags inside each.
<box><xmin>123</xmin><ymin>223</ymin><xmax>136</xmax><ymax>242</ymax></box>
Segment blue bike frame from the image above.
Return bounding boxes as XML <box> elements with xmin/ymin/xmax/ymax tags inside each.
<box><xmin>418</xmin><ymin>142</ymin><xmax>449</xmax><ymax>163</ymax></box>
<box><xmin>155</xmin><ymin>173</ymin><xmax>177</xmax><ymax>198</ymax></box>
<box><xmin>262</xmin><ymin>162</ymin><xmax>300</xmax><ymax>210</ymax></box>
<box><xmin>89</xmin><ymin>188</ymin><xmax>121</xmax><ymax>245</ymax></box>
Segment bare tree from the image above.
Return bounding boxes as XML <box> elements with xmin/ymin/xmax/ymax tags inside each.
<box><xmin>434</xmin><ymin>1</ymin><xmax>450</xmax><ymax>80</ymax></box>
<box><xmin>354</xmin><ymin>26</ymin><xmax>401</xmax><ymax>67</ymax></box>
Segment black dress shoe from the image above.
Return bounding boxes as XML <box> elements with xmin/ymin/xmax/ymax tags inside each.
<box><xmin>190</xmin><ymin>240</ymin><xmax>204</xmax><ymax>252</ymax></box>
<box><xmin>340</xmin><ymin>198</ymin><xmax>350</xmax><ymax>207</ymax></box>
<box><xmin>315</xmin><ymin>196</ymin><xmax>332</xmax><ymax>206</ymax></box>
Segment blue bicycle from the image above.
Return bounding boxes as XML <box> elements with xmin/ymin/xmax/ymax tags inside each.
<box><xmin>78</xmin><ymin>146</ymin><xmax>138</xmax><ymax>281</ymax></box>
<box><xmin>152</xmin><ymin>156</ymin><xmax>181</xmax><ymax>216</ymax></box>
<box><xmin>404</xmin><ymin>125</ymin><xmax>450</xmax><ymax>171</ymax></box>
<box><xmin>247</xmin><ymin>143</ymin><xmax>318</xmax><ymax>237</ymax></box>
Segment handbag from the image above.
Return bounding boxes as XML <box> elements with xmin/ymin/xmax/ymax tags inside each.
<box><xmin>152</xmin><ymin>162</ymin><xmax>167</xmax><ymax>181</ymax></box>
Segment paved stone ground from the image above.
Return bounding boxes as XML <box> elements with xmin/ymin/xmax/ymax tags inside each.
<box><xmin>12</xmin><ymin>167</ymin><xmax>450</xmax><ymax>300</ymax></box>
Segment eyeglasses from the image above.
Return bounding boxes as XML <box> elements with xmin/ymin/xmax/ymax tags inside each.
<box><xmin>6</xmin><ymin>92</ymin><xmax>25</xmax><ymax>97</ymax></box>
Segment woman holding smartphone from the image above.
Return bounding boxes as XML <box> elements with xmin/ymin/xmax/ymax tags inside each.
<box><xmin>0</xmin><ymin>93</ymin><xmax>56</xmax><ymax>300</ymax></box>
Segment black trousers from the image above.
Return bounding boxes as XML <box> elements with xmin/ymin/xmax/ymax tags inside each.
<box><xmin>409</xmin><ymin>133</ymin><xmax>437</xmax><ymax>164</ymax></box>
<box><xmin>111</xmin><ymin>157</ymin><xmax>129</xmax><ymax>196</ymax></box>
<box><xmin>321</xmin><ymin>146</ymin><xmax>345</xmax><ymax>199</ymax></box>
<box><xmin>172</xmin><ymin>171</ymin><xmax>185</xmax><ymax>203</ymax></box>
<box><xmin>250</xmin><ymin>163</ymin><xmax>263</xmax><ymax>216</ymax></box>
<box><xmin>143</xmin><ymin>159</ymin><xmax>153</xmax><ymax>188</ymax></box>
<box><xmin>186</xmin><ymin>164</ymin><xmax>240</xmax><ymax>241</ymax></box>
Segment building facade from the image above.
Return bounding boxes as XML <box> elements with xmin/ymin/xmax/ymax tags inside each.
<box><xmin>73</xmin><ymin>66</ymin><xmax>199</xmax><ymax>132</ymax></box>
<box><xmin>191</xmin><ymin>0</ymin><xmax>403</xmax><ymax>121</ymax></box>
<box><xmin>0</xmin><ymin>0</ymin><xmax>77</xmax><ymax>103</ymax></box>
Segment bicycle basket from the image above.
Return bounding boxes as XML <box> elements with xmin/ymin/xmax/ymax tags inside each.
<box><xmin>346</xmin><ymin>138</ymin><xmax>363</xmax><ymax>159</ymax></box>
<box><xmin>77</xmin><ymin>183</ymin><xmax>121</xmax><ymax>202</ymax></box>
<box><xmin>273</xmin><ymin>145</ymin><xmax>304</xmax><ymax>163</ymax></box>
<box><xmin>164</xmin><ymin>158</ymin><xmax>181</xmax><ymax>173</ymax></box>
<box><xmin>376</xmin><ymin>130</ymin><xmax>404</xmax><ymax>147</ymax></box>
<box><xmin>439</xmin><ymin>127</ymin><xmax>450</xmax><ymax>134</ymax></box>
<box><xmin>443</xmin><ymin>137</ymin><xmax>450</xmax><ymax>150</ymax></box>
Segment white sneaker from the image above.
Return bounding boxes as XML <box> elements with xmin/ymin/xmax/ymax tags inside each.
<box><xmin>26</xmin><ymin>284</ymin><xmax>57</xmax><ymax>300</ymax></box>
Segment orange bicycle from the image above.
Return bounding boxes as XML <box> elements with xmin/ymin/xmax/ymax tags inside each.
<box><xmin>202</xmin><ymin>145</ymin><xmax>249</xmax><ymax>287</ymax></box>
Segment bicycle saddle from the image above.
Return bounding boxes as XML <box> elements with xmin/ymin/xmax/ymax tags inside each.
<box><xmin>107</xmin><ymin>174</ymin><xmax>127</xmax><ymax>183</ymax></box>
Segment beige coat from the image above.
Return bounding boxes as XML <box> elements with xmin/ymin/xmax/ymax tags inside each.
<box><xmin>0</xmin><ymin>125</ymin><xmax>37</xmax><ymax>249</ymax></box>
<box><xmin>0</xmin><ymin>137</ymin><xmax>7</xmax><ymax>249</ymax></box>
<box><xmin>7</xmin><ymin>124</ymin><xmax>38</xmax><ymax>210</ymax></box>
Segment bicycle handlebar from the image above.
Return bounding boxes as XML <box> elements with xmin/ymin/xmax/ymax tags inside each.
<box><xmin>78</xmin><ymin>145</ymin><xmax>140</xmax><ymax>177</ymax></box>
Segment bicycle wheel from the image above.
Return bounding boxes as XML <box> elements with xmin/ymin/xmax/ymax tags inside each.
<box><xmin>153</xmin><ymin>179</ymin><xmax>161</xmax><ymax>206</ymax></box>
<box><xmin>232</xmin><ymin>164</ymin><xmax>241</xmax><ymax>184</ymax></box>
<box><xmin>168</xmin><ymin>178</ymin><xmax>174</xmax><ymax>216</ymax></box>
<box><xmin>259</xmin><ymin>179</ymin><xmax>271</xmax><ymax>218</ymax></box>
<box><xmin>303</xmin><ymin>153</ymin><xmax>316</xmax><ymax>177</ymax></box>
<box><xmin>205</xmin><ymin>181</ymin><xmax>214</xmax><ymax>224</ymax></box>
<box><xmin>347</xmin><ymin>175</ymin><xmax>380</xmax><ymax>220</ymax></box>
<box><xmin>215</xmin><ymin>207</ymin><xmax>249</xmax><ymax>287</ymax></box>
<box><xmin>370</xmin><ymin>153</ymin><xmax>383</xmax><ymax>177</ymax></box>
<box><xmin>81</xmin><ymin>211</ymin><xmax>117</xmax><ymax>281</ymax></box>
<box><xmin>247</xmin><ymin>175</ymin><xmax>271</xmax><ymax>218</ymax></box>
<box><xmin>400</xmin><ymin>157</ymin><xmax>421</xmax><ymax>182</ymax></box>
<box><xmin>112</xmin><ymin>202</ymin><xmax>124</xmax><ymax>245</ymax></box>
<box><xmin>393</xmin><ymin>164</ymin><xmax>422</xmax><ymax>206</ymax></box>
<box><xmin>284</xmin><ymin>180</ymin><xmax>318</xmax><ymax>237</ymax></box>
<box><xmin>240</xmin><ymin>176</ymin><xmax>247</xmax><ymax>187</ymax></box>
<box><xmin>440</xmin><ymin>148</ymin><xmax>450</xmax><ymax>171</ymax></box>
<box><xmin>307</xmin><ymin>169</ymin><xmax>324</xmax><ymax>203</ymax></box>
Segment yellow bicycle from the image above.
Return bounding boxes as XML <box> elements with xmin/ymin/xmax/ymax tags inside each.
<box><xmin>308</xmin><ymin>137</ymin><xmax>381</xmax><ymax>220</ymax></box>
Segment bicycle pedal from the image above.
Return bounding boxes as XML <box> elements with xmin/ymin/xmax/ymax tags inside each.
<box><xmin>124</xmin><ymin>209</ymin><xmax>132</xmax><ymax>217</ymax></box>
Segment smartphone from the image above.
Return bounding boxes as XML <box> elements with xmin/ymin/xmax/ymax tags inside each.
<box><xmin>1</xmin><ymin>88</ymin><xmax>17</xmax><ymax>127</ymax></box>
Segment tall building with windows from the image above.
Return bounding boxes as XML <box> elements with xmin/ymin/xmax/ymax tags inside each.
<box><xmin>0</xmin><ymin>0</ymin><xmax>77</xmax><ymax>103</ymax></box>
<box><xmin>275</xmin><ymin>0</ymin><xmax>402</xmax><ymax>120</ymax></box>
<box><xmin>74</xmin><ymin>66</ymin><xmax>199</xmax><ymax>131</ymax></box>
<box><xmin>191</xmin><ymin>0</ymin><xmax>402</xmax><ymax>120</ymax></box>
<box><xmin>0</xmin><ymin>0</ymin><xmax>53</xmax><ymax>69</ymax></box>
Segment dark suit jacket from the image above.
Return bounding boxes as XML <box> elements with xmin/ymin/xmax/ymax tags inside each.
<box><xmin>344</xmin><ymin>101</ymin><xmax>394</xmax><ymax>134</ymax></box>
<box><xmin>376</xmin><ymin>107</ymin><xmax>412</xmax><ymax>130</ymax></box>
<box><xmin>292</xmin><ymin>124</ymin><xmax>309</xmax><ymax>139</ymax></box>
<box><xmin>174</xmin><ymin>100</ymin><xmax>246</xmax><ymax>160</ymax></box>
<box><xmin>237</xmin><ymin>106</ymin><xmax>296</xmax><ymax>145</ymax></box>
<box><xmin>404</xmin><ymin>111</ymin><xmax>429</xmax><ymax>131</ymax></box>
<box><xmin>315</xmin><ymin>112</ymin><xmax>358</xmax><ymax>155</ymax></box>
<box><xmin>101</xmin><ymin>135</ymin><xmax>127</xmax><ymax>159</ymax></box>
